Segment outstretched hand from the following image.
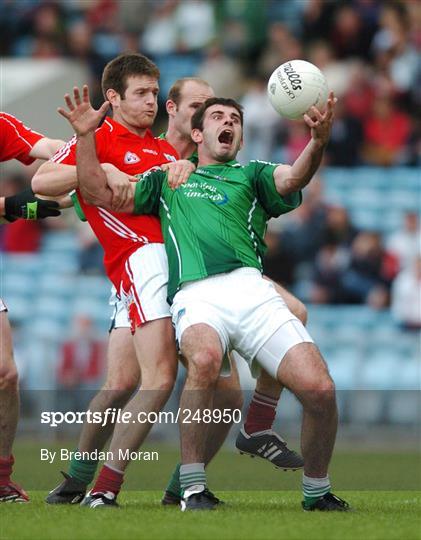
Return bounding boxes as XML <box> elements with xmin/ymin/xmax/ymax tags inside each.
<box><xmin>58</xmin><ymin>85</ymin><xmax>110</xmax><ymax>137</ymax></box>
<box><xmin>303</xmin><ymin>91</ymin><xmax>337</xmax><ymax>146</ymax></box>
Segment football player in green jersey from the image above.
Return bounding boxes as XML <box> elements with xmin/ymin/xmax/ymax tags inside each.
<box><xmin>44</xmin><ymin>79</ymin><xmax>306</xmax><ymax>508</ymax></box>
<box><xmin>66</xmin><ymin>88</ymin><xmax>350</xmax><ymax>512</ymax></box>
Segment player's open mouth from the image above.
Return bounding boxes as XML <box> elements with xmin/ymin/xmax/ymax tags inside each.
<box><xmin>218</xmin><ymin>129</ymin><xmax>234</xmax><ymax>145</ymax></box>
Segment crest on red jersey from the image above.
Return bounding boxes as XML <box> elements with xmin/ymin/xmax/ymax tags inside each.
<box><xmin>124</xmin><ymin>151</ymin><xmax>141</xmax><ymax>164</ymax></box>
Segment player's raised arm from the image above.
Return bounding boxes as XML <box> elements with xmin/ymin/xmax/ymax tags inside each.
<box><xmin>57</xmin><ymin>85</ymin><xmax>119</xmax><ymax>209</ymax></box>
<box><xmin>274</xmin><ymin>91</ymin><xmax>337</xmax><ymax>196</ymax></box>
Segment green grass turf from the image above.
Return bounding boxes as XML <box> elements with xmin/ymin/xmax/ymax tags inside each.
<box><xmin>10</xmin><ymin>440</ymin><xmax>421</xmax><ymax>491</ymax></box>
<box><xmin>2</xmin><ymin>491</ymin><xmax>420</xmax><ymax>540</ymax></box>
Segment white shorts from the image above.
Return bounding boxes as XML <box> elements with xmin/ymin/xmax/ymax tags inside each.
<box><xmin>117</xmin><ymin>243</ymin><xmax>170</xmax><ymax>333</ymax></box>
<box><xmin>108</xmin><ymin>287</ymin><xmax>130</xmax><ymax>331</ymax></box>
<box><xmin>171</xmin><ymin>267</ymin><xmax>313</xmax><ymax>377</ymax></box>
<box><xmin>0</xmin><ymin>297</ymin><xmax>7</xmax><ymax>312</ymax></box>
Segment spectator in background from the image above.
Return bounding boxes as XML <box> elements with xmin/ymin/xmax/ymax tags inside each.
<box><xmin>387</xmin><ymin>211</ymin><xmax>420</xmax><ymax>270</ymax></box>
<box><xmin>391</xmin><ymin>255</ymin><xmax>421</xmax><ymax>330</ymax></box>
<box><xmin>362</xmin><ymin>94</ymin><xmax>411</xmax><ymax>166</ymax></box>
<box><xmin>329</xmin><ymin>3</ymin><xmax>374</xmax><ymax>60</ymax></box>
<box><xmin>276</xmin><ymin>177</ymin><xmax>330</xmax><ymax>284</ymax></box>
<box><xmin>307</xmin><ymin>40</ymin><xmax>352</xmax><ymax>99</ymax></box>
<box><xmin>196</xmin><ymin>42</ymin><xmax>245</xmax><ymax>100</ymax></box>
<box><xmin>310</xmin><ymin>240</ymin><xmax>350</xmax><ymax>304</ymax></box>
<box><xmin>13</xmin><ymin>2</ymin><xmax>67</xmax><ymax>58</ymax></box>
<box><xmin>325</xmin><ymin>99</ymin><xmax>363</xmax><ymax>166</ymax></box>
<box><xmin>238</xmin><ymin>74</ymin><xmax>282</xmax><ymax>163</ymax></box>
<box><xmin>321</xmin><ymin>206</ymin><xmax>359</xmax><ymax>248</ymax></box>
<box><xmin>301</xmin><ymin>0</ymin><xmax>335</xmax><ymax>44</ymax></box>
<box><xmin>175</xmin><ymin>0</ymin><xmax>216</xmax><ymax>53</ymax></box>
<box><xmin>65</xmin><ymin>20</ymin><xmax>105</xmax><ymax>108</ymax></box>
<box><xmin>284</xmin><ymin>119</ymin><xmax>311</xmax><ymax>164</ymax></box>
<box><xmin>215</xmin><ymin>0</ymin><xmax>267</xmax><ymax>65</ymax></box>
<box><xmin>57</xmin><ymin>314</ymin><xmax>105</xmax><ymax>412</ymax></box>
<box><xmin>340</xmin><ymin>231</ymin><xmax>398</xmax><ymax>308</ymax></box>
<box><xmin>258</xmin><ymin>22</ymin><xmax>303</xmax><ymax>77</ymax></box>
<box><xmin>310</xmin><ymin>206</ymin><xmax>359</xmax><ymax>303</ymax></box>
<box><xmin>342</xmin><ymin>61</ymin><xmax>376</xmax><ymax>121</ymax></box>
<box><xmin>371</xmin><ymin>1</ymin><xmax>419</xmax><ymax>98</ymax></box>
<box><xmin>141</xmin><ymin>0</ymin><xmax>179</xmax><ymax>57</ymax></box>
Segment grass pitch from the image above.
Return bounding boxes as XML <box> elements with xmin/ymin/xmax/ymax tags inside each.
<box><xmin>2</xmin><ymin>490</ymin><xmax>420</xmax><ymax>540</ymax></box>
<box><xmin>2</xmin><ymin>441</ymin><xmax>420</xmax><ymax>540</ymax></box>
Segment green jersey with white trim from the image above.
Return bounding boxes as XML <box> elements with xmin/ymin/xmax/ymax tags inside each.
<box><xmin>133</xmin><ymin>159</ymin><xmax>301</xmax><ymax>302</ymax></box>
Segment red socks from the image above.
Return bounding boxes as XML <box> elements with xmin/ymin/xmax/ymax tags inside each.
<box><xmin>0</xmin><ymin>455</ymin><xmax>14</xmax><ymax>486</ymax></box>
<box><xmin>92</xmin><ymin>464</ymin><xmax>124</xmax><ymax>496</ymax></box>
<box><xmin>244</xmin><ymin>391</ymin><xmax>278</xmax><ymax>435</ymax></box>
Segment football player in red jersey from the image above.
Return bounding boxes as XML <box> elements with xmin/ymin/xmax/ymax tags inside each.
<box><xmin>36</xmin><ymin>71</ymin><xmax>306</xmax><ymax>508</ymax></box>
<box><xmin>0</xmin><ymin>114</ymin><xmax>63</xmax><ymax>502</ymax></box>
<box><xmin>33</xmin><ymin>54</ymin><xmax>196</xmax><ymax>507</ymax></box>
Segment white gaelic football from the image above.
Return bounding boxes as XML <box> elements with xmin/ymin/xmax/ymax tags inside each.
<box><xmin>267</xmin><ymin>60</ymin><xmax>328</xmax><ymax>120</ymax></box>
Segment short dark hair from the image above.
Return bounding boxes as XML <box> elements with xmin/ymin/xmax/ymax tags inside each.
<box><xmin>101</xmin><ymin>53</ymin><xmax>160</xmax><ymax>99</ymax></box>
<box><xmin>167</xmin><ymin>78</ymin><xmax>212</xmax><ymax>106</ymax></box>
<box><xmin>191</xmin><ymin>97</ymin><xmax>244</xmax><ymax>131</ymax></box>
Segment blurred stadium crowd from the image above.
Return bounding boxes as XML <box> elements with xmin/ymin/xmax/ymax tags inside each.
<box><xmin>0</xmin><ymin>1</ymin><xmax>420</xmax><ymax>401</ymax></box>
<box><xmin>0</xmin><ymin>0</ymin><xmax>419</xmax><ymax>164</ymax></box>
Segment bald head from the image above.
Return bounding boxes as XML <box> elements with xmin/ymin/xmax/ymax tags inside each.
<box><xmin>168</xmin><ymin>78</ymin><xmax>213</xmax><ymax>107</ymax></box>
<box><xmin>166</xmin><ymin>78</ymin><xmax>215</xmax><ymax>140</ymax></box>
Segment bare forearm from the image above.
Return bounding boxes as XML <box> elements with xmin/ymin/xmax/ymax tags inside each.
<box><xmin>275</xmin><ymin>139</ymin><xmax>325</xmax><ymax>195</ymax></box>
<box><xmin>32</xmin><ymin>162</ymin><xmax>77</xmax><ymax>196</ymax></box>
<box><xmin>76</xmin><ymin>134</ymin><xmax>112</xmax><ymax>207</ymax></box>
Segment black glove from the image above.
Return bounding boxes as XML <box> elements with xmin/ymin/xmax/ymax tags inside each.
<box><xmin>4</xmin><ymin>188</ymin><xmax>61</xmax><ymax>221</ymax></box>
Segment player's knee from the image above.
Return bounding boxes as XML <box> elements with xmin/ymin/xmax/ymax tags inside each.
<box><xmin>103</xmin><ymin>372</ymin><xmax>138</xmax><ymax>394</ymax></box>
<box><xmin>188</xmin><ymin>349</ymin><xmax>221</xmax><ymax>384</ymax></box>
<box><xmin>141</xmin><ymin>362</ymin><xmax>177</xmax><ymax>393</ymax></box>
<box><xmin>304</xmin><ymin>377</ymin><xmax>336</xmax><ymax>412</ymax></box>
<box><xmin>0</xmin><ymin>367</ymin><xmax>19</xmax><ymax>390</ymax></box>
<box><xmin>149</xmin><ymin>373</ymin><xmax>176</xmax><ymax>394</ymax></box>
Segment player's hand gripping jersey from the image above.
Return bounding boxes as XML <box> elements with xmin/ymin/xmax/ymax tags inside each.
<box><xmin>53</xmin><ymin>117</ymin><xmax>177</xmax><ymax>288</ymax></box>
<box><xmin>0</xmin><ymin>112</ymin><xmax>44</xmax><ymax>164</ymax></box>
<box><xmin>132</xmin><ymin>160</ymin><xmax>302</xmax><ymax>302</ymax></box>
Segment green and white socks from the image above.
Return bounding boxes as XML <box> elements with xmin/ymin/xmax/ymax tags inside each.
<box><xmin>179</xmin><ymin>463</ymin><xmax>206</xmax><ymax>496</ymax></box>
<box><xmin>302</xmin><ymin>474</ymin><xmax>331</xmax><ymax>507</ymax></box>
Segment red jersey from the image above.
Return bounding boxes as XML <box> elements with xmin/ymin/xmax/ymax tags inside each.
<box><xmin>52</xmin><ymin>117</ymin><xmax>178</xmax><ymax>288</ymax></box>
<box><xmin>0</xmin><ymin>112</ymin><xmax>44</xmax><ymax>164</ymax></box>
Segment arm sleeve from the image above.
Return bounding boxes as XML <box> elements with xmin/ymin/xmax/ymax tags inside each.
<box><xmin>133</xmin><ymin>170</ymin><xmax>165</xmax><ymax>215</ymax></box>
<box><xmin>0</xmin><ymin>113</ymin><xmax>44</xmax><ymax>164</ymax></box>
<box><xmin>247</xmin><ymin>160</ymin><xmax>302</xmax><ymax>217</ymax></box>
<box><xmin>51</xmin><ymin>135</ymin><xmax>77</xmax><ymax>164</ymax></box>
